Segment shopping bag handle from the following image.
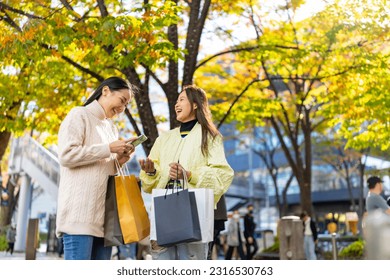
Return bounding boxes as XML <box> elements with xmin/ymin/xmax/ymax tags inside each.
<box><xmin>114</xmin><ymin>158</ymin><xmax>129</xmax><ymax>188</ymax></box>
<box><xmin>163</xmin><ymin>161</ymin><xmax>189</xmax><ymax>199</ymax></box>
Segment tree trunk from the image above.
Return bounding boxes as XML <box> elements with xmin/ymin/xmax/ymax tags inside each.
<box><xmin>166</xmin><ymin>16</ymin><xmax>180</xmax><ymax>129</ymax></box>
<box><xmin>0</xmin><ymin>131</ymin><xmax>11</xmax><ymax>161</ymax></box>
<box><xmin>357</xmin><ymin>155</ymin><xmax>367</xmax><ymax>236</ymax></box>
<box><xmin>122</xmin><ymin>67</ymin><xmax>158</xmax><ymax>154</ymax></box>
<box><xmin>182</xmin><ymin>0</ymin><xmax>211</xmax><ymax>86</ymax></box>
<box><xmin>0</xmin><ymin>131</ymin><xmax>12</xmax><ymax>227</ymax></box>
<box><xmin>301</xmin><ymin>108</ymin><xmax>313</xmax><ymax>216</ymax></box>
<box><xmin>270</xmin><ymin>115</ymin><xmax>314</xmax><ymax>217</ymax></box>
<box><xmin>345</xmin><ymin>171</ymin><xmax>356</xmax><ymax>210</ymax></box>
<box><xmin>281</xmin><ymin>174</ymin><xmax>294</xmax><ymax>217</ymax></box>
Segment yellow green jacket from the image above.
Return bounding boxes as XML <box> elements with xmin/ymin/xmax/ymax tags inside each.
<box><xmin>140</xmin><ymin>123</ymin><xmax>234</xmax><ymax>207</ymax></box>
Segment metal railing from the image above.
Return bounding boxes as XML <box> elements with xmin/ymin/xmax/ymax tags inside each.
<box><xmin>9</xmin><ymin>135</ymin><xmax>60</xmax><ymax>187</ymax></box>
<box><xmin>23</xmin><ymin>136</ymin><xmax>60</xmax><ymax>186</ymax></box>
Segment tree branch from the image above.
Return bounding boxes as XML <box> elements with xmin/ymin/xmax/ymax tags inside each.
<box><xmin>59</xmin><ymin>0</ymin><xmax>74</xmax><ymax>11</ymax></box>
<box><xmin>40</xmin><ymin>43</ymin><xmax>104</xmax><ymax>81</ymax></box>
<box><xmin>61</xmin><ymin>54</ymin><xmax>105</xmax><ymax>81</ymax></box>
<box><xmin>196</xmin><ymin>44</ymin><xmax>299</xmax><ymax>70</ymax></box>
<box><xmin>217</xmin><ymin>78</ymin><xmax>265</xmax><ymax>129</ymax></box>
<box><xmin>124</xmin><ymin>108</ymin><xmax>141</xmax><ymax>136</ymax></box>
<box><xmin>196</xmin><ymin>46</ymin><xmax>259</xmax><ymax>70</ymax></box>
<box><xmin>182</xmin><ymin>0</ymin><xmax>211</xmax><ymax>85</ymax></box>
<box><xmin>141</xmin><ymin>64</ymin><xmax>166</xmax><ymax>91</ymax></box>
<box><xmin>96</xmin><ymin>0</ymin><xmax>109</xmax><ymax>17</ymax></box>
<box><xmin>0</xmin><ymin>10</ymin><xmax>22</xmax><ymax>32</ymax></box>
<box><xmin>0</xmin><ymin>2</ymin><xmax>44</xmax><ymax>20</ymax></box>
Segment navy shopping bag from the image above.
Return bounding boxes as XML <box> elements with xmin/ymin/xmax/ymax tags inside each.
<box><xmin>153</xmin><ymin>188</ymin><xmax>202</xmax><ymax>247</ymax></box>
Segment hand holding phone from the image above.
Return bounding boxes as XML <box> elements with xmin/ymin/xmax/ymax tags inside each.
<box><xmin>129</xmin><ymin>134</ymin><xmax>148</xmax><ymax>147</ymax></box>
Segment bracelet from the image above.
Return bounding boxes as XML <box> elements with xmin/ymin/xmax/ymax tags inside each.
<box><xmin>146</xmin><ymin>169</ymin><xmax>156</xmax><ymax>176</ymax></box>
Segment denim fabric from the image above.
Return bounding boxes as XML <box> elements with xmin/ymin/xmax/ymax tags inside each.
<box><xmin>303</xmin><ymin>235</ymin><xmax>317</xmax><ymax>260</ymax></box>
<box><xmin>151</xmin><ymin>241</ymin><xmax>208</xmax><ymax>260</ymax></box>
<box><xmin>63</xmin><ymin>234</ymin><xmax>112</xmax><ymax>260</ymax></box>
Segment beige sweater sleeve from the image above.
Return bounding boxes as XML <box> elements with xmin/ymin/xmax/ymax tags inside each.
<box><xmin>58</xmin><ymin>107</ymin><xmax>111</xmax><ymax>168</ymax></box>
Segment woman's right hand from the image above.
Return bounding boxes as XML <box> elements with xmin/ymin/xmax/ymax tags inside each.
<box><xmin>138</xmin><ymin>158</ymin><xmax>155</xmax><ymax>173</ymax></box>
<box><xmin>109</xmin><ymin>139</ymin><xmax>135</xmax><ymax>156</ymax></box>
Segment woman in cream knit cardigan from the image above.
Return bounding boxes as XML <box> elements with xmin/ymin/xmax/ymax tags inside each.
<box><xmin>56</xmin><ymin>77</ymin><xmax>136</xmax><ymax>260</ymax></box>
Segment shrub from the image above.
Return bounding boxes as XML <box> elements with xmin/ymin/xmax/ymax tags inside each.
<box><xmin>262</xmin><ymin>236</ymin><xmax>279</xmax><ymax>253</ymax></box>
<box><xmin>0</xmin><ymin>234</ymin><xmax>8</xmax><ymax>251</ymax></box>
<box><xmin>338</xmin><ymin>239</ymin><xmax>365</xmax><ymax>260</ymax></box>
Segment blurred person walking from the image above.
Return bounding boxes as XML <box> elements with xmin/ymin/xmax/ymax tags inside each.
<box><xmin>244</xmin><ymin>204</ymin><xmax>258</xmax><ymax>260</ymax></box>
<box><xmin>366</xmin><ymin>176</ymin><xmax>390</xmax><ymax>214</ymax></box>
<box><xmin>5</xmin><ymin>225</ymin><xmax>16</xmax><ymax>255</ymax></box>
<box><xmin>300</xmin><ymin>211</ymin><xmax>318</xmax><ymax>260</ymax></box>
<box><xmin>225</xmin><ymin>210</ymin><xmax>246</xmax><ymax>260</ymax></box>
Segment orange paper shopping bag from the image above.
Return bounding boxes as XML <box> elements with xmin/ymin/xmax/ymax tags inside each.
<box><xmin>114</xmin><ymin>173</ymin><xmax>150</xmax><ymax>244</ymax></box>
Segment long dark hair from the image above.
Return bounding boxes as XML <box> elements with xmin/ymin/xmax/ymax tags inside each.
<box><xmin>183</xmin><ymin>85</ymin><xmax>220</xmax><ymax>157</ymax></box>
<box><xmin>84</xmin><ymin>76</ymin><xmax>133</xmax><ymax>106</ymax></box>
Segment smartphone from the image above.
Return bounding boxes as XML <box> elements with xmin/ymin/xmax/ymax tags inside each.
<box><xmin>130</xmin><ymin>134</ymin><xmax>148</xmax><ymax>147</ymax></box>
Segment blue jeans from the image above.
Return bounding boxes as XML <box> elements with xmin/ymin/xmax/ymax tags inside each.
<box><xmin>303</xmin><ymin>235</ymin><xmax>317</xmax><ymax>260</ymax></box>
<box><xmin>63</xmin><ymin>234</ymin><xmax>112</xmax><ymax>260</ymax></box>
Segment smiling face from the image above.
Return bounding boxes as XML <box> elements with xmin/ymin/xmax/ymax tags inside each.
<box><xmin>175</xmin><ymin>90</ymin><xmax>197</xmax><ymax>123</ymax></box>
<box><xmin>99</xmin><ymin>86</ymin><xmax>131</xmax><ymax>118</ymax></box>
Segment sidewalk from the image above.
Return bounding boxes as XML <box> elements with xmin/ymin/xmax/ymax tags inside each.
<box><xmin>0</xmin><ymin>252</ymin><xmax>64</xmax><ymax>261</ymax></box>
<box><xmin>0</xmin><ymin>251</ymin><xmax>63</xmax><ymax>260</ymax></box>
<box><xmin>0</xmin><ymin>244</ymin><xmax>63</xmax><ymax>260</ymax></box>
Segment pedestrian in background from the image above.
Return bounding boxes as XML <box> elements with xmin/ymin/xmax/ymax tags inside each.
<box><xmin>207</xmin><ymin>195</ymin><xmax>228</xmax><ymax>260</ymax></box>
<box><xmin>300</xmin><ymin>211</ymin><xmax>318</xmax><ymax>260</ymax></box>
<box><xmin>56</xmin><ymin>76</ymin><xmax>137</xmax><ymax>260</ymax></box>
<box><xmin>244</xmin><ymin>204</ymin><xmax>258</xmax><ymax>260</ymax></box>
<box><xmin>366</xmin><ymin>176</ymin><xmax>390</xmax><ymax>214</ymax></box>
<box><xmin>225</xmin><ymin>210</ymin><xmax>246</xmax><ymax>260</ymax></box>
<box><xmin>139</xmin><ymin>85</ymin><xmax>234</xmax><ymax>260</ymax></box>
<box><xmin>57</xmin><ymin>237</ymin><xmax>64</xmax><ymax>258</ymax></box>
<box><xmin>5</xmin><ymin>225</ymin><xmax>16</xmax><ymax>255</ymax></box>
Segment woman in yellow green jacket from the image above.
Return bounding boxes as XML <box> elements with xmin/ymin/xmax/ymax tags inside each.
<box><xmin>139</xmin><ymin>85</ymin><xmax>234</xmax><ymax>260</ymax></box>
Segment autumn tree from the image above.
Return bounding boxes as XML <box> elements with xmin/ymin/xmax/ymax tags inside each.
<box><xmin>0</xmin><ymin>0</ymin><xmax>251</xmax><ymax>155</ymax></box>
<box><xmin>196</xmin><ymin>0</ymin><xmax>390</xmax><ymax>215</ymax></box>
<box><xmin>0</xmin><ymin>0</ymin><xmax>252</xmax><ymax>226</ymax></box>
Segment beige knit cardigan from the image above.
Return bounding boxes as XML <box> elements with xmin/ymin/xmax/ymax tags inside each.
<box><xmin>56</xmin><ymin>100</ymin><xmax>118</xmax><ymax>238</ymax></box>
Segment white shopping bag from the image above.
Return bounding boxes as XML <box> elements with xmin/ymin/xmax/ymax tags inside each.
<box><xmin>150</xmin><ymin>188</ymin><xmax>214</xmax><ymax>243</ymax></box>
